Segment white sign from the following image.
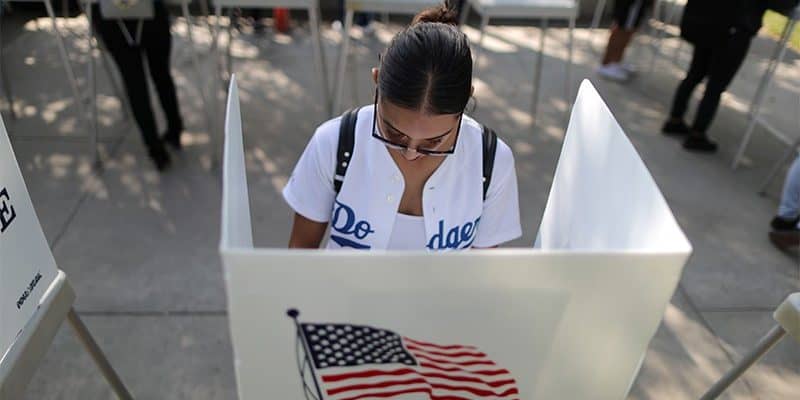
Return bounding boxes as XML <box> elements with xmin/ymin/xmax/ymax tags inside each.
<box><xmin>220</xmin><ymin>79</ymin><xmax>692</xmax><ymax>399</ymax></box>
<box><xmin>0</xmin><ymin>117</ymin><xmax>59</xmax><ymax>362</ymax></box>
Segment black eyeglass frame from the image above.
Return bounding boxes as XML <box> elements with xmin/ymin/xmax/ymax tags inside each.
<box><xmin>371</xmin><ymin>88</ymin><xmax>463</xmax><ymax>157</ymax></box>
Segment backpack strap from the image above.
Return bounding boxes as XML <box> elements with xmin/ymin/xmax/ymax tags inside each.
<box><xmin>334</xmin><ymin>108</ymin><xmax>360</xmax><ymax>194</ymax></box>
<box><xmin>481</xmin><ymin>125</ymin><xmax>498</xmax><ymax>201</ymax></box>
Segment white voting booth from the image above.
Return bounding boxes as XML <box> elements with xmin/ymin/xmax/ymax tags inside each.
<box><xmin>0</xmin><ymin>116</ymin><xmax>131</xmax><ymax>398</ymax></box>
<box><xmin>220</xmin><ymin>77</ymin><xmax>693</xmax><ymax>399</ymax></box>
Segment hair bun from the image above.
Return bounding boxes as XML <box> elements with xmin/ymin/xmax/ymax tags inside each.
<box><xmin>412</xmin><ymin>2</ymin><xmax>458</xmax><ymax>26</ymax></box>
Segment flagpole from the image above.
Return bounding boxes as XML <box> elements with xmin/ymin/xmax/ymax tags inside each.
<box><xmin>287</xmin><ymin>309</ymin><xmax>326</xmax><ymax>400</ymax></box>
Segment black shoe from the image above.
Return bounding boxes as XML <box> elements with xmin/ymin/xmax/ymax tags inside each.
<box><xmin>769</xmin><ymin>229</ymin><xmax>800</xmax><ymax>251</ymax></box>
<box><xmin>163</xmin><ymin>131</ymin><xmax>182</xmax><ymax>151</ymax></box>
<box><xmin>662</xmin><ymin>120</ymin><xmax>691</xmax><ymax>136</ymax></box>
<box><xmin>683</xmin><ymin>134</ymin><xmax>718</xmax><ymax>153</ymax></box>
<box><xmin>254</xmin><ymin>20</ymin><xmax>266</xmax><ymax>35</ymax></box>
<box><xmin>771</xmin><ymin>215</ymin><xmax>800</xmax><ymax>231</ymax></box>
<box><xmin>148</xmin><ymin>144</ymin><xmax>172</xmax><ymax>172</ymax></box>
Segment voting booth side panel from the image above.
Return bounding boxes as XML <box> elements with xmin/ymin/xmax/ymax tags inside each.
<box><xmin>221</xmin><ymin>76</ymin><xmax>255</xmax><ymax>400</ymax></box>
<box><xmin>0</xmin><ymin>118</ymin><xmax>59</xmax><ymax>360</ymax></box>
<box><xmin>537</xmin><ymin>80</ymin><xmax>692</xmax><ymax>254</ymax></box>
<box><xmin>222</xmin><ymin>250</ymin><xmax>688</xmax><ymax>400</ymax></box>
<box><xmin>221</xmin><ymin>75</ymin><xmax>253</xmax><ymax>251</ymax></box>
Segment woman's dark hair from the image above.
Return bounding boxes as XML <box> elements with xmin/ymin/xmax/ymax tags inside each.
<box><xmin>379</xmin><ymin>2</ymin><xmax>472</xmax><ymax>115</ymax></box>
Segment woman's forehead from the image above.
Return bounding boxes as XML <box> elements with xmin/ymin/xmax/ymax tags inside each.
<box><xmin>379</xmin><ymin>100</ymin><xmax>459</xmax><ymax>139</ymax></box>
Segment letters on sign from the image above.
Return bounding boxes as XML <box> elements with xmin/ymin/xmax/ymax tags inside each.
<box><xmin>0</xmin><ymin>187</ymin><xmax>16</xmax><ymax>233</ymax></box>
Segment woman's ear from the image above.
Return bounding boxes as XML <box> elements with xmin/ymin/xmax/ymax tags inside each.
<box><xmin>372</xmin><ymin>68</ymin><xmax>379</xmax><ymax>85</ymax></box>
<box><xmin>470</xmin><ymin>85</ymin><xmax>475</xmax><ymax>97</ymax></box>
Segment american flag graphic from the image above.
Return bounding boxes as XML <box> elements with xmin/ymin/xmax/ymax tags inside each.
<box><xmin>292</xmin><ymin>317</ymin><xmax>519</xmax><ymax>400</ymax></box>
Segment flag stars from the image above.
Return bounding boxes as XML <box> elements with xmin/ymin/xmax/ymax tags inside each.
<box><xmin>303</xmin><ymin>324</ymin><xmax>418</xmax><ymax>369</ymax></box>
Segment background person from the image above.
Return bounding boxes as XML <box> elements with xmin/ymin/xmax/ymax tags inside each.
<box><xmin>596</xmin><ymin>0</ymin><xmax>654</xmax><ymax>82</ymax></box>
<box><xmin>662</xmin><ymin>0</ymin><xmax>799</xmax><ymax>153</ymax></box>
<box><xmin>770</xmin><ymin>155</ymin><xmax>800</xmax><ymax>251</ymax></box>
<box><xmin>92</xmin><ymin>1</ymin><xmax>185</xmax><ymax>171</ymax></box>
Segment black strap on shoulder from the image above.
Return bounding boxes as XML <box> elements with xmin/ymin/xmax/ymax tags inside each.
<box><xmin>334</xmin><ymin>108</ymin><xmax>360</xmax><ymax>194</ymax></box>
<box><xmin>482</xmin><ymin>125</ymin><xmax>498</xmax><ymax>201</ymax></box>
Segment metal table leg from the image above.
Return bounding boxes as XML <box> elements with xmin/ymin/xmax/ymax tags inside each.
<box><xmin>532</xmin><ymin>18</ymin><xmax>547</xmax><ymax>118</ymax></box>
<box><xmin>44</xmin><ymin>0</ymin><xmax>89</xmax><ymax>128</ymax></box>
<box><xmin>181</xmin><ymin>0</ymin><xmax>210</xmax><ymax>135</ymax></box>
<box><xmin>333</xmin><ymin>9</ymin><xmax>354</xmax><ymax>115</ymax></box>
<box><xmin>565</xmin><ymin>13</ymin><xmax>575</xmax><ymax>110</ymax></box>
<box><xmin>67</xmin><ymin>309</ymin><xmax>134</xmax><ymax>400</ymax></box>
<box><xmin>588</xmin><ymin>0</ymin><xmax>607</xmax><ymax>54</ymax></box>
<box><xmin>309</xmin><ymin>3</ymin><xmax>331</xmax><ymax>116</ymax></box>
<box><xmin>0</xmin><ymin>6</ymin><xmax>18</xmax><ymax>121</ymax></box>
<box><xmin>731</xmin><ymin>17</ymin><xmax>796</xmax><ymax>169</ymax></box>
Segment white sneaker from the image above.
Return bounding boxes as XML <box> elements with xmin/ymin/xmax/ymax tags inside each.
<box><xmin>618</xmin><ymin>62</ymin><xmax>638</xmax><ymax>75</ymax></box>
<box><xmin>362</xmin><ymin>21</ymin><xmax>376</xmax><ymax>36</ymax></box>
<box><xmin>596</xmin><ymin>63</ymin><xmax>631</xmax><ymax>82</ymax></box>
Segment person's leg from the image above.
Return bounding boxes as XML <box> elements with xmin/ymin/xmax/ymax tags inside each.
<box><xmin>777</xmin><ymin>156</ymin><xmax>800</xmax><ymax>220</ymax></box>
<box><xmin>602</xmin><ymin>24</ymin><xmax>636</xmax><ymax>65</ymax></box>
<box><xmin>662</xmin><ymin>44</ymin><xmax>711</xmax><ymax>134</ymax></box>
<box><xmin>92</xmin><ymin>7</ymin><xmax>170</xmax><ymax>169</ymax></box>
<box><xmin>682</xmin><ymin>32</ymin><xmax>752</xmax><ymax>152</ymax></box>
<box><xmin>598</xmin><ymin>0</ymin><xmax>648</xmax><ymax>81</ymax></box>
<box><xmin>691</xmin><ymin>32</ymin><xmax>752</xmax><ymax>134</ymax></box>
<box><xmin>770</xmin><ymin>155</ymin><xmax>800</xmax><ymax>250</ymax></box>
<box><xmin>143</xmin><ymin>2</ymin><xmax>184</xmax><ymax>149</ymax></box>
<box><xmin>602</xmin><ymin>0</ymin><xmax>647</xmax><ymax>65</ymax></box>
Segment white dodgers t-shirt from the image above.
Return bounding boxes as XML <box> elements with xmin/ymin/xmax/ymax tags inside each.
<box><xmin>283</xmin><ymin>106</ymin><xmax>522</xmax><ymax>250</ymax></box>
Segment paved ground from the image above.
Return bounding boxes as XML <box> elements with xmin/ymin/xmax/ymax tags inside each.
<box><xmin>1</xmin><ymin>8</ymin><xmax>798</xmax><ymax>400</ymax></box>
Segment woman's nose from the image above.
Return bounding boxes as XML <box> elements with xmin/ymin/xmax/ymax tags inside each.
<box><xmin>402</xmin><ymin>147</ymin><xmax>421</xmax><ymax>161</ymax></box>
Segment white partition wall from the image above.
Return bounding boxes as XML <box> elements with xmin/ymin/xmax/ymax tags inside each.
<box><xmin>536</xmin><ymin>80</ymin><xmax>691</xmax><ymax>252</ymax></box>
<box><xmin>0</xmin><ymin>116</ymin><xmax>59</xmax><ymax>360</ymax></box>
<box><xmin>221</xmin><ymin>76</ymin><xmax>253</xmax><ymax>250</ymax></box>
<box><xmin>220</xmin><ymin>79</ymin><xmax>692</xmax><ymax>399</ymax></box>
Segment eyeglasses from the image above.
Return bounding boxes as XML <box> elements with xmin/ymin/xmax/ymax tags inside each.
<box><xmin>371</xmin><ymin>88</ymin><xmax>462</xmax><ymax>157</ymax></box>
